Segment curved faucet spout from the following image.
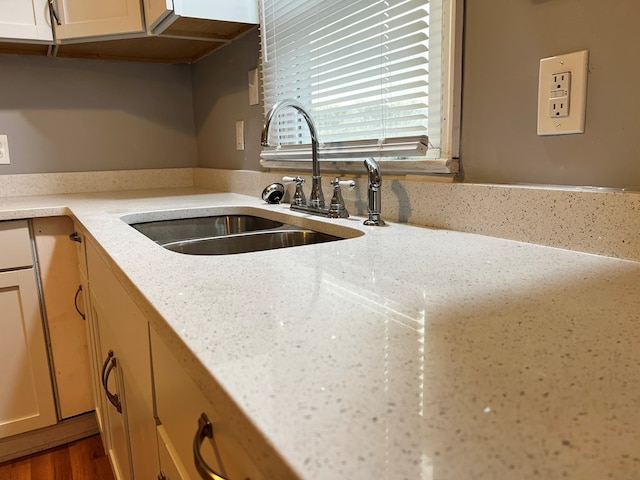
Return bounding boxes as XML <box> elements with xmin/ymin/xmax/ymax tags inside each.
<box><xmin>262</xmin><ymin>99</ymin><xmax>324</xmax><ymax>208</ymax></box>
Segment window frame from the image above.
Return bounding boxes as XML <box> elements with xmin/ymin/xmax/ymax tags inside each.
<box><xmin>259</xmin><ymin>0</ymin><xmax>463</xmax><ymax>177</ymax></box>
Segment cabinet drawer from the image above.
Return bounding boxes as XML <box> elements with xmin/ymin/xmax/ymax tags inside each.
<box><xmin>157</xmin><ymin>424</ymin><xmax>189</xmax><ymax>480</ymax></box>
<box><xmin>0</xmin><ymin>220</ymin><xmax>33</xmax><ymax>269</ymax></box>
<box><xmin>150</xmin><ymin>328</ymin><xmax>265</xmax><ymax>480</ymax></box>
<box><xmin>86</xmin><ymin>239</ymin><xmax>153</xmax><ymax>406</ymax></box>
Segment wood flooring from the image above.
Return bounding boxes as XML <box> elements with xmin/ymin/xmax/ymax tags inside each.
<box><xmin>0</xmin><ymin>434</ymin><xmax>114</xmax><ymax>480</ymax></box>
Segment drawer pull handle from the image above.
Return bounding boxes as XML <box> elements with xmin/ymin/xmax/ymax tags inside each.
<box><xmin>74</xmin><ymin>285</ymin><xmax>86</xmax><ymax>320</ymax></box>
<box><xmin>101</xmin><ymin>350</ymin><xmax>122</xmax><ymax>413</ymax></box>
<box><xmin>193</xmin><ymin>413</ymin><xmax>228</xmax><ymax>480</ymax></box>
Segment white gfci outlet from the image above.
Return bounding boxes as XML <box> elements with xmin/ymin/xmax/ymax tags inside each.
<box><xmin>537</xmin><ymin>50</ymin><xmax>588</xmax><ymax>135</ymax></box>
<box><xmin>549</xmin><ymin>71</ymin><xmax>570</xmax><ymax>117</ymax></box>
<box><xmin>0</xmin><ymin>135</ymin><xmax>10</xmax><ymax>165</ymax></box>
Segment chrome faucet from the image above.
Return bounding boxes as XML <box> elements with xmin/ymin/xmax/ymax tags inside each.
<box><xmin>261</xmin><ymin>99</ymin><xmax>324</xmax><ymax>209</ymax></box>
<box><xmin>364</xmin><ymin>157</ymin><xmax>385</xmax><ymax>226</ymax></box>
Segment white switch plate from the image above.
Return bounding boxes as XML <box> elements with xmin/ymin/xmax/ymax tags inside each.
<box><xmin>537</xmin><ymin>50</ymin><xmax>588</xmax><ymax>135</ymax></box>
<box><xmin>0</xmin><ymin>135</ymin><xmax>10</xmax><ymax>164</ymax></box>
<box><xmin>248</xmin><ymin>68</ymin><xmax>259</xmax><ymax>106</ymax></box>
<box><xmin>235</xmin><ymin>120</ymin><xmax>245</xmax><ymax>151</ymax></box>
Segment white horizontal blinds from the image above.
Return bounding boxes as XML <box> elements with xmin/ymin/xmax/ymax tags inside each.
<box><xmin>261</xmin><ymin>0</ymin><xmax>431</xmax><ymax>157</ymax></box>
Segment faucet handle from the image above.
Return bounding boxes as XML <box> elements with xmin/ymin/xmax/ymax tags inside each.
<box><xmin>332</xmin><ymin>178</ymin><xmax>356</xmax><ymax>190</ymax></box>
<box><xmin>282</xmin><ymin>175</ymin><xmax>305</xmax><ymax>185</ymax></box>
<box><xmin>327</xmin><ymin>177</ymin><xmax>353</xmax><ymax>218</ymax></box>
<box><xmin>282</xmin><ymin>176</ymin><xmax>306</xmax><ymax>206</ymax></box>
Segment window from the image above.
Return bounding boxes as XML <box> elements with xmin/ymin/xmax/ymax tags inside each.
<box><xmin>259</xmin><ymin>0</ymin><xmax>461</xmax><ymax>176</ymax></box>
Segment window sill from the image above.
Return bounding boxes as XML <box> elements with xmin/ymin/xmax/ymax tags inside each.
<box><xmin>259</xmin><ymin>158</ymin><xmax>459</xmax><ymax>177</ymax></box>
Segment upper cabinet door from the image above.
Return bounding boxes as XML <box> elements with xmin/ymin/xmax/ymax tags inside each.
<box><xmin>145</xmin><ymin>0</ymin><xmax>258</xmax><ymax>35</ymax></box>
<box><xmin>0</xmin><ymin>0</ymin><xmax>53</xmax><ymax>42</ymax></box>
<box><xmin>173</xmin><ymin>0</ymin><xmax>258</xmax><ymax>23</ymax></box>
<box><xmin>54</xmin><ymin>0</ymin><xmax>144</xmax><ymax>41</ymax></box>
<box><xmin>144</xmin><ymin>0</ymin><xmax>171</xmax><ymax>32</ymax></box>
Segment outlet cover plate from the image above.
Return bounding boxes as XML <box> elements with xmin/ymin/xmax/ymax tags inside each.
<box><xmin>537</xmin><ymin>50</ymin><xmax>588</xmax><ymax>135</ymax></box>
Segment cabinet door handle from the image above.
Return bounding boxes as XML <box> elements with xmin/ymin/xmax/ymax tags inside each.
<box><xmin>74</xmin><ymin>285</ymin><xmax>86</xmax><ymax>320</ymax></box>
<box><xmin>48</xmin><ymin>0</ymin><xmax>62</xmax><ymax>25</ymax></box>
<box><xmin>69</xmin><ymin>231</ymin><xmax>82</xmax><ymax>243</ymax></box>
<box><xmin>193</xmin><ymin>413</ymin><xmax>229</xmax><ymax>480</ymax></box>
<box><xmin>101</xmin><ymin>350</ymin><xmax>122</xmax><ymax>413</ymax></box>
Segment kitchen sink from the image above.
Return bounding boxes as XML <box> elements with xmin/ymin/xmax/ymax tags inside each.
<box><xmin>127</xmin><ymin>213</ymin><xmax>350</xmax><ymax>255</ymax></box>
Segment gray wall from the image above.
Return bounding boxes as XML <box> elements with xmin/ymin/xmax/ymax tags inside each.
<box><xmin>192</xmin><ymin>1</ymin><xmax>640</xmax><ymax>188</ymax></box>
<box><xmin>0</xmin><ymin>54</ymin><xmax>197</xmax><ymax>174</ymax></box>
<box><xmin>192</xmin><ymin>29</ymin><xmax>263</xmax><ymax>171</ymax></box>
<box><xmin>3</xmin><ymin>0</ymin><xmax>640</xmax><ymax>187</ymax></box>
<box><xmin>461</xmin><ymin>0</ymin><xmax>640</xmax><ymax>187</ymax></box>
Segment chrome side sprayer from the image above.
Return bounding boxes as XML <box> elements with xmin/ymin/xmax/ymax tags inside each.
<box><xmin>363</xmin><ymin>158</ymin><xmax>385</xmax><ymax>226</ymax></box>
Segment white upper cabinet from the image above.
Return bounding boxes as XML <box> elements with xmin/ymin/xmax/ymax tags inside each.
<box><xmin>1</xmin><ymin>0</ymin><xmax>256</xmax><ymax>62</ymax></box>
<box><xmin>173</xmin><ymin>0</ymin><xmax>258</xmax><ymax>23</ymax></box>
<box><xmin>145</xmin><ymin>0</ymin><xmax>258</xmax><ymax>36</ymax></box>
<box><xmin>53</xmin><ymin>0</ymin><xmax>144</xmax><ymax>42</ymax></box>
<box><xmin>0</xmin><ymin>0</ymin><xmax>53</xmax><ymax>42</ymax></box>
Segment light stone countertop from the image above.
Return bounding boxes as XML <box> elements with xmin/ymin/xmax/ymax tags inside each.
<box><xmin>2</xmin><ymin>188</ymin><xmax>640</xmax><ymax>479</ymax></box>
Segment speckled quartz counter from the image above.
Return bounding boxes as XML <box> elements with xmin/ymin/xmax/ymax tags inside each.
<box><xmin>1</xmin><ymin>188</ymin><xmax>639</xmax><ymax>479</ymax></box>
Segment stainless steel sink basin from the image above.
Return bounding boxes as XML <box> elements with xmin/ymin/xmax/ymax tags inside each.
<box><xmin>164</xmin><ymin>230</ymin><xmax>341</xmax><ymax>255</ymax></box>
<box><xmin>128</xmin><ymin>213</ymin><xmax>347</xmax><ymax>255</ymax></box>
<box><xmin>130</xmin><ymin>215</ymin><xmax>283</xmax><ymax>245</ymax></box>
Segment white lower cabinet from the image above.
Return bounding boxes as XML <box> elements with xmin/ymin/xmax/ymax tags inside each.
<box><xmin>85</xmin><ymin>236</ymin><xmax>158</xmax><ymax>480</ymax></box>
<box><xmin>151</xmin><ymin>328</ymin><xmax>265</xmax><ymax>480</ymax></box>
<box><xmin>74</xmin><ymin>226</ymin><xmax>110</xmax><ymax>450</ymax></box>
<box><xmin>82</xmin><ymin>267</ymin><xmax>109</xmax><ymax>445</ymax></box>
<box><xmin>32</xmin><ymin>217</ymin><xmax>93</xmax><ymax>420</ymax></box>
<box><xmin>80</xmin><ymin>228</ymin><xmax>267</xmax><ymax>480</ymax></box>
<box><xmin>89</xmin><ymin>292</ymin><xmax>133</xmax><ymax>480</ymax></box>
<box><xmin>0</xmin><ymin>221</ymin><xmax>57</xmax><ymax>439</ymax></box>
<box><xmin>0</xmin><ymin>269</ymin><xmax>57</xmax><ymax>438</ymax></box>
